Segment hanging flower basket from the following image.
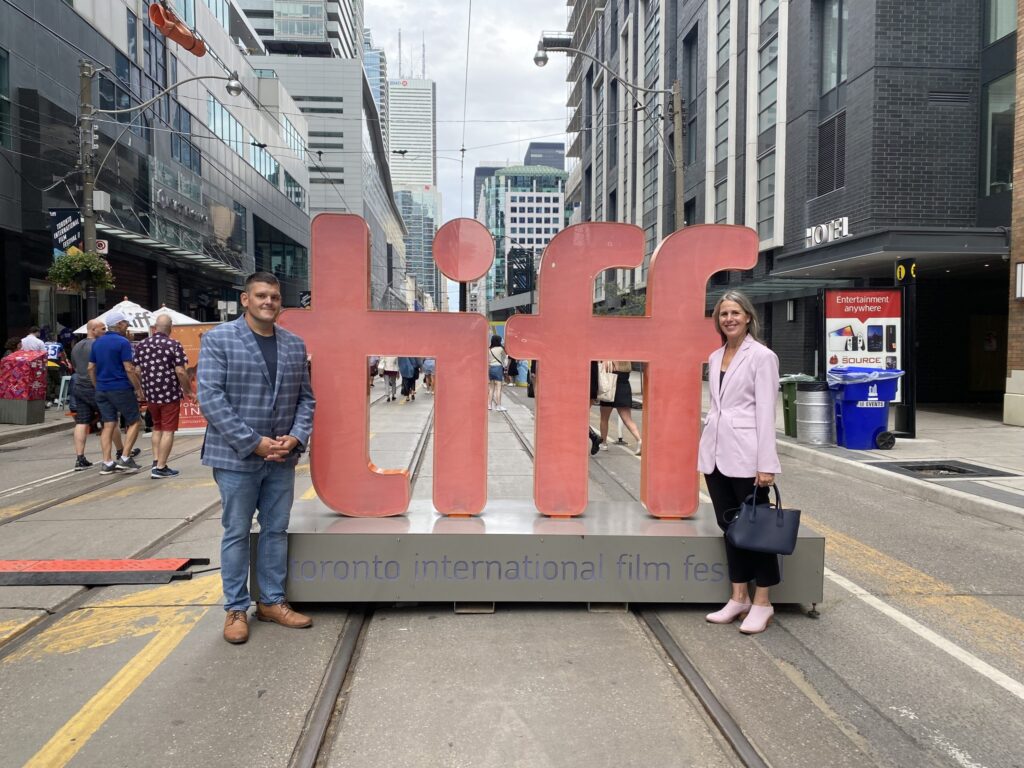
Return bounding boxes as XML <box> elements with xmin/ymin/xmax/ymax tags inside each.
<box><xmin>46</xmin><ymin>249</ymin><xmax>115</xmax><ymax>292</ymax></box>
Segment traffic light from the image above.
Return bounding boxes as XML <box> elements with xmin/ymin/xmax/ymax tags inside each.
<box><xmin>149</xmin><ymin>3</ymin><xmax>207</xmax><ymax>58</ymax></box>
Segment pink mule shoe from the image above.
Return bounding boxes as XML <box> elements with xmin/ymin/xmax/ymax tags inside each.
<box><xmin>739</xmin><ymin>604</ymin><xmax>774</xmax><ymax>634</ymax></box>
<box><xmin>705</xmin><ymin>599</ymin><xmax>752</xmax><ymax>624</ymax></box>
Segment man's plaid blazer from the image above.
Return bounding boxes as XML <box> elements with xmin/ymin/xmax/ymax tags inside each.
<box><xmin>197</xmin><ymin>315</ymin><xmax>315</xmax><ymax>472</ymax></box>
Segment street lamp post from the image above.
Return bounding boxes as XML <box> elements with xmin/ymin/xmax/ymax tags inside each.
<box><xmin>76</xmin><ymin>60</ymin><xmax>242</xmax><ymax>317</ymax></box>
<box><xmin>534</xmin><ymin>31</ymin><xmax>686</xmax><ymax>231</ymax></box>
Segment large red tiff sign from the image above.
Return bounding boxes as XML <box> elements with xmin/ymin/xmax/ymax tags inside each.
<box><xmin>505</xmin><ymin>223</ymin><xmax>758</xmax><ymax>518</ymax></box>
<box><xmin>279</xmin><ymin>214</ymin><xmax>493</xmax><ymax>517</ymax></box>
<box><xmin>281</xmin><ymin>215</ymin><xmax>757</xmax><ymax>519</ymax></box>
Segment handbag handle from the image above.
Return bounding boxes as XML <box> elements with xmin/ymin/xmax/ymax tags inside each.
<box><xmin>749</xmin><ymin>481</ymin><xmax>782</xmax><ymax>509</ymax></box>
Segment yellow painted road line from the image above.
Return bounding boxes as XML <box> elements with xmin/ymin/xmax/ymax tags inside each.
<box><xmin>300</xmin><ymin>485</ymin><xmax>318</xmax><ymax>501</ymax></box>
<box><xmin>23</xmin><ymin>616</ymin><xmax>204</xmax><ymax>768</ymax></box>
<box><xmin>0</xmin><ymin>616</ymin><xmax>43</xmax><ymax>646</ymax></box>
<box><xmin>802</xmin><ymin>514</ymin><xmax>1024</xmax><ymax>665</ymax></box>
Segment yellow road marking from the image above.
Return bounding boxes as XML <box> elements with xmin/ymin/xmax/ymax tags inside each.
<box><xmin>0</xmin><ymin>616</ymin><xmax>43</xmax><ymax>646</ymax></box>
<box><xmin>23</xmin><ymin>618</ymin><xmax>201</xmax><ymax>768</ymax></box>
<box><xmin>803</xmin><ymin>514</ymin><xmax>1024</xmax><ymax>664</ymax></box>
<box><xmin>300</xmin><ymin>485</ymin><xmax>318</xmax><ymax>501</ymax></box>
<box><xmin>5</xmin><ymin>574</ymin><xmax>221</xmax><ymax>662</ymax></box>
<box><xmin>0</xmin><ymin>501</ymin><xmax>34</xmax><ymax>520</ymax></box>
<box><xmin>8</xmin><ymin>575</ymin><xmax>222</xmax><ymax>767</ymax></box>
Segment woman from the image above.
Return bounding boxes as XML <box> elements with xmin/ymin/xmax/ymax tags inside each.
<box><xmin>487</xmin><ymin>334</ymin><xmax>507</xmax><ymax>412</ymax></box>
<box><xmin>378</xmin><ymin>356</ymin><xmax>399</xmax><ymax>402</ymax></box>
<box><xmin>398</xmin><ymin>356</ymin><xmax>420</xmax><ymax>402</ymax></box>
<box><xmin>598</xmin><ymin>361</ymin><xmax>642</xmax><ymax>455</ymax></box>
<box><xmin>422</xmin><ymin>357</ymin><xmax>436</xmax><ymax>394</ymax></box>
<box><xmin>697</xmin><ymin>291</ymin><xmax>782</xmax><ymax>635</ymax></box>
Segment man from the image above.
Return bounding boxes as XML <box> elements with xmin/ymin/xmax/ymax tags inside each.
<box><xmin>198</xmin><ymin>272</ymin><xmax>315</xmax><ymax>645</ymax></box>
<box><xmin>20</xmin><ymin>326</ymin><xmax>46</xmax><ymax>352</ymax></box>
<box><xmin>88</xmin><ymin>311</ymin><xmax>144</xmax><ymax>474</ymax></box>
<box><xmin>69</xmin><ymin>320</ymin><xmax>138</xmax><ymax>470</ymax></box>
<box><xmin>134</xmin><ymin>314</ymin><xmax>191</xmax><ymax>478</ymax></box>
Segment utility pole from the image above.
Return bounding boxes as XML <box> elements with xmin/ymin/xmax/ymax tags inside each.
<box><xmin>78</xmin><ymin>60</ymin><xmax>99</xmax><ymax>318</ymax></box>
<box><xmin>671</xmin><ymin>80</ymin><xmax>685</xmax><ymax>230</ymax></box>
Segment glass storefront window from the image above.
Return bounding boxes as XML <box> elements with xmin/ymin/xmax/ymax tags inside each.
<box><xmin>982</xmin><ymin>72</ymin><xmax>1015</xmax><ymax>196</ymax></box>
<box><xmin>985</xmin><ymin>0</ymin><xmax>1017</xmax><ymax>44</ymax></box>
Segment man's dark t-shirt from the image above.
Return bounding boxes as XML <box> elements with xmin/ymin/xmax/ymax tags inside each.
<box><xmin>252</xmin><ymin>329</ymin><xmax>277</xmax><ymax>386</ymax></box>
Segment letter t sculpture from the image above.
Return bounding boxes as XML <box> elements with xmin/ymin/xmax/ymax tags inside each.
<box><xmin>280</xmin><ymin>214</ymin><xmax>494</xmax><ymax>517</ymax></box>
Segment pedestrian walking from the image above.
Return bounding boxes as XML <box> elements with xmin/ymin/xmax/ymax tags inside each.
<box><xmin>19</xmin><ymin>326</ymin><xmax>46</xmax><ymax>353</ymax></box>
<box><xmin>134</xmin><ymin>314</ymin><xmax>192</xmax><ymax>478</ymax></box>
<box><xmin>697</xmin><ymin>290</ymin><xmax>782</xmax><ymax>635</ymax></box>
<box><xmin>488</xmin><ymin>334</ymin><xmax>507</xmax><ymax>411</ymax></box>
<box><xmin>378</xmin><ymin>355</ymin><xmax>399</xmax><ymax>401</ymax></box>
<box><xmin>69</xmin><ymin>319</ymin><xmax>131</xmax><ymax>470</ymax></box>
<box><xmin>3</xmin><ymin>337</ymin><xmax>19</xmax><ymax>358</ymax></box>
<box><xmin>422</xmin><ymin>357</ymin><xmax>436</xmax><ymax>394</ymax></box>
<box><xmin>597</xmin><ymin>361</ymin><xmax>642</xmax><ymax>455</ymax></box>
<box><xmin>198</xmin><ymin>271</ymin><xmax>316</xmax><ymax>645</ymax></box>
<box><xmin>87</xmin><ymin>311</ymin><xmax>144</xmax><ymax>474</ymax></box>
<box><xmin>368</xmin><ymin>355</ymin><xmax>379</xmax><ymax>389</ymax></box>
<box><xmin>398</xmin><ymin>356</ymin><xmax>419</xmax><ymax>402</ymax></box>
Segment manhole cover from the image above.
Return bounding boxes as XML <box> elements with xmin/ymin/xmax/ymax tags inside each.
<box><xmin>872</xmin><ymin>460</ymin><xmax>1015</xmax><ymax>480</ymax></box>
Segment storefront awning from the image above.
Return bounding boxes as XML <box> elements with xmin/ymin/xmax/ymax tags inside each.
<box><xmin>96</xmin><ymin>222</ymin><xmax>246</xmax><ymax>277</ymax></box>
<box><xmin>706</xmin><ymin>277</ymin><xmax>855</xmax><ymax>308</ymax></box>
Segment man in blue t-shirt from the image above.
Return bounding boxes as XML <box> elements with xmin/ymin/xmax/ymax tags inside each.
<box><xmin>88</xmin><ymin>311</ymin><xmax>144</xmax><ymax>474</ymax></box>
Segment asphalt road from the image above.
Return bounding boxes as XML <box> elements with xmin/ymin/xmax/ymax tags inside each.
<box><xmin>0</xmin><ymin>394</ymin><xmax>1021</xmax><ymax>768</ymax></box>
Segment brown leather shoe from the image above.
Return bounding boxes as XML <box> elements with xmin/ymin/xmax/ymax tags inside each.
<box><xmin>223</xmin><ymin>610</ymin><xmax>249</xmax><ymax>644</ymax></box>
<box><xmin>256</xmin><ymin>601</ymin><xmax>312</xmax><ymax>628</ymax></box>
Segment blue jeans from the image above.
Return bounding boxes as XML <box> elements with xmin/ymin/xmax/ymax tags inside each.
<box><xmin>214</xmin><ymin>463</ymin><xmax>295</xmax><ymax>611</ymax></box>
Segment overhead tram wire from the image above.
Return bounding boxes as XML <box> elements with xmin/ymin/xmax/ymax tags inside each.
<box><xmin>459</xmin><ymin>0</ymin><xmax>474</xmax><ymax>217</ymax></box>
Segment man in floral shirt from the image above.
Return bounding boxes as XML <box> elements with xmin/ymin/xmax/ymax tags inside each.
<box><xmin>134</xmin><ymin>313</ymin><xmax>192</xmax><ymax>478</ymax></box>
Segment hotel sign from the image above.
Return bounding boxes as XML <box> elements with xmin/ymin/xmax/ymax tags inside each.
<box><xmin>805</xmin><ymin>216</ymin><xmax>851</xmax><ymax>248</ymax></box>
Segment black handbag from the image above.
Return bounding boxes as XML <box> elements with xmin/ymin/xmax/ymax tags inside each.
<box><xmin>724</xmin><ymin>484</ymin><xmax>801</xmax><ymax>556</ymax></box>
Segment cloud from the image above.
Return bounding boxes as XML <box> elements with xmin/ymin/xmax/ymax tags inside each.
<box><xmin>365</xmin><ymin>0</ymin><xmax>570</xmax><ymax>223</ymax></box>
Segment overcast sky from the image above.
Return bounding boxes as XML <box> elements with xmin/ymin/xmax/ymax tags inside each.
<box><xmin>364</xmin><ymin>0</ymin><xmax>570</xmax><ymax>225</ymax></box>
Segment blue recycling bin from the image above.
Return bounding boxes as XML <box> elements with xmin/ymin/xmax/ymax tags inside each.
<box><xmin>827</xmin><ymin>366</ymin><xmax>904</xmax><ymax>450</ymax></box>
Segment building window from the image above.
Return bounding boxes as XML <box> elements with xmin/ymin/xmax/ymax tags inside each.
<box><xmin>0</xmin><ymin>48</ymin><xmax>9</xmax><ymax>149</ymax></box>
<box><xmin>757</xmin><ymin>152</ymin><xmax>775</xmax><ymax>240</ymax></box>
<box><xmin>274</xmin><ymin>1</ymin><xmax>325</xmax><ymax>40</ymax></box>
<box><xmin>285</xmin><ymin>171</ymin><xmax>306</xmax><ymax>211</ymax></box>
<box><xmin>717</xmin><ymin>0</ymin><xmax>731</xmax><ymax>71</ymax></box>
<box><xmin>179</xmin><ymin>0</ymin><xmax>196</xmax><ymax>27</ymax></box>
<box><xmin>817</xmin><ymin>111</ymin><xmax>846</xmax><ymax>196</ymax></box>
<box><xmin>171</xmin><ymin>103</ymin><xmax>202</xmax><ymax>174</ymax></box>
<box><xmin>758</xmin><ymin>35</ymin><xmax>778</xmax><ymax>134</ymax></box>
<box><xmin>251</xmin><ymin>143</ymin><xmax>280</xmax><ymax>186</ymax></box>
<box><xmin>982</xmin><ymin>72</ymin><xmax>1015</xmax><ymax>196</ymax></box>
<box><xmin>820</xmin><ymin>0</ymin><xmax>847</xmax><ymax>98</ymax></box>
<box><xmin>208</xmin><ymin>95</ymin><xmax>245</xmax><ymax>157</ymax></box>
<box><xmin>684</xmin><ymin>28</ymin><xmax>699</xmax><ymax>164</ymax></box>
<box><xmin>715</xmin><ymin>83</ymin><xmax>729</xmax><ymax>164</ymax></box>
<box><xmin>282</xmin><ymin>116</ymin><xmax>305</xmax><ymax>160</ymax></box>
<box><xmin>985</xmin><ymin>0</ymin><xmax>1017</xmax><ymax>44</ymax></box>
<box><xmin>233</xmin><ymin>201</ymin><xmax>247</xmax><ymax>251</ymax></box>
<box><xmin>715</xmin><ymin>181</ymin><xmax>728</xmax><ymax>223</ymax></box>
<box><xmin>127</xmin><ymin>9</ymin><xmax>138</xmax><ymax>59</ymax></box>
<box><xmin>204</xmin><ymin>0</ymin><xmax>229</xmax><ymax>31</ymax></box>
<box><xmin>760</xmin><ymin>0</ymin><xmax>779</xmax><ymax>22</ymax></box>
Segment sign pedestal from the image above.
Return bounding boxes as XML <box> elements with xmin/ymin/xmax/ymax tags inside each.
<box><xmin>255</xmin><ymin>499</ymin><xmax>825</xmax><ymax>605</ymax></box>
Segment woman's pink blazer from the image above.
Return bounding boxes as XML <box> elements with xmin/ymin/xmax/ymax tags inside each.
<box><xmin>697</xmin><ymin>334</ymin><xmax>783</xmax><ymax>478</ymax></box>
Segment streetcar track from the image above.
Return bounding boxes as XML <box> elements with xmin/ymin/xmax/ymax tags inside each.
<box><xmin>0</xmin><ymin>443</ymin><xmax>205</xmax><ymax>527</ymax></box>
<box><xmin>499</xmin><ymin>399</ymin><xmax>770</xmax><ymax>768</ymax></box>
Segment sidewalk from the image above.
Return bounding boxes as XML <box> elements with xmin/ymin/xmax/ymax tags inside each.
<box><xmin>0</xmin><ymin>406</ymin><xmax>74</xmax><ymax>446</ymax></box>
<box><xmin>625</xmin><ymin>371</ymin><xmax>1024</xmax><ymax>530</ymax></box>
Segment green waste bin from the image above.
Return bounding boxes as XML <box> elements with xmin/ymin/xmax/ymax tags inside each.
<box><xmin>779</xmin><ymin>374</ymin><xmax>815</xmax><ymax>438</ymax></box>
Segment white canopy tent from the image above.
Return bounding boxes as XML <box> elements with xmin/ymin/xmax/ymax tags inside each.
<box><xmin>74</xmin><ymin>300</ymin><xmax>200</xmax><ymax>334</ymax></box>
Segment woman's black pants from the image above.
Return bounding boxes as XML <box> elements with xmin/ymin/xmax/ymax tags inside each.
<box><xmin>704</xmin><ymin>468</ymin><xmax>780</xmax><ymax>588</ymax></box>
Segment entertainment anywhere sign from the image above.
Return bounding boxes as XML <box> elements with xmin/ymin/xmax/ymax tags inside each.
<box><xmin>824</xmin><ymin>289</ymin><xmax>903</xmax><ymax>401</ymax></box>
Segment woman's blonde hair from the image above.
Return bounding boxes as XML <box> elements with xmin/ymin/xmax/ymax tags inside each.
<box><xmin>712</xmin><ymin>290</ymin><xmax>762</xmax><ymax>345</ymax></box>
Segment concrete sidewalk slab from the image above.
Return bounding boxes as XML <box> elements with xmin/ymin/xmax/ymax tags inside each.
<box><xmin>0</xmin><ymin>408</ymin><xmax>74</xmax><ymax>446</ymax></box>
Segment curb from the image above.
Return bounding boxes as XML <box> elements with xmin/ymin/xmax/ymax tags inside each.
<box><xmin>775</xmin><ymin>439</ymin><xmax>1024</xmax><ymax>532</ymax></box>
<box><xmin>0</xmin><ymin>419</ymin><xmax>75</xmax><ymax>447</ymax></box>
